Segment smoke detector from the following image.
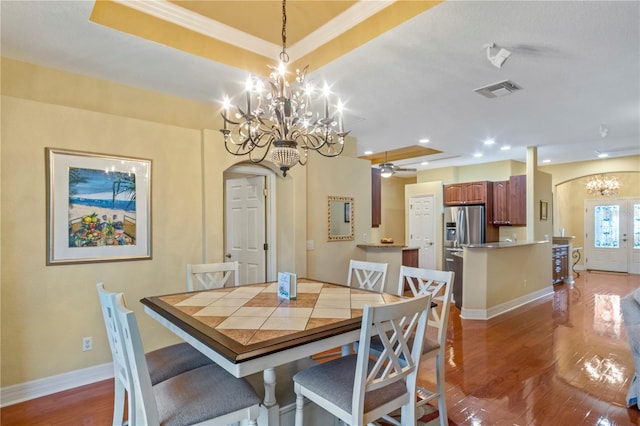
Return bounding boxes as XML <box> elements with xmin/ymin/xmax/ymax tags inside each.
<box><xmin>474</xmin><ymin>80</ymin><xmax>522</xmax><ymax>99</ymax></box>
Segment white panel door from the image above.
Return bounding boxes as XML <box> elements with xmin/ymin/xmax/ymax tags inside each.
<box><xmin>409</xmin><ymin>194</ymin><xmax>436</xmax><ymax>269</ymax></box>
<box><xmin>225</xmin><ymin>176</ymin><xmax>266</xmax><ymax>284</ymax></box>
<box><xmin>584</xmin><ymin>199</ymin><xmax>638</xmax><ymax>273</ymax></box>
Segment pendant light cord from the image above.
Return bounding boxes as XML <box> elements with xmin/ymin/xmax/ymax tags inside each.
<box><xmin>280</xmin><ymin>0</ymin><xmax>289</xmax><ymax>64</ymax></box>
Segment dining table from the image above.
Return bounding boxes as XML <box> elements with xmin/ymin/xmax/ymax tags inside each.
<box><xmin>141</xmin><ymin>279</ymin><xmax>404</xmax><ymax>426</ymax></box>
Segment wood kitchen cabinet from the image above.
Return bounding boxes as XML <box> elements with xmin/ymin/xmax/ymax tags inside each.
<box><xmin>508</xmin><ymin>174</ymin><xmax>526</xmax><ymax>226</ymax></box>
<box><xmin>443</xmin><ymin>181</ymin><xmax>490</xmax><ymax>205</ymax></box>
<box><xmin>371</xmin><ymin>168</ymin><xmax>381</xmax><ymax>228</ymax></box>
<box><xmin>552</xmin><ymin>244</ymin><xmax>569</xmax><ymax>284</ymax></box>
<box><xmin>402</xmin><ymin>248</ymin><xmax>419</xmax><ymax>267</ymax></box>
<box><xmin>492</xmin><ymin>180</ymin><xmax>510</xmax><ymax>224</ymax></box>
<box><xmin>491</xmin><ymin>175</ymin><xmax>526</xmax><ymax>226</ymax></box>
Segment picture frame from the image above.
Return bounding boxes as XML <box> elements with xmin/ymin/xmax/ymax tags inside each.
<box><xmin>540</xmin><ymin>200</ymin><xmax>549</xmax><ymax>221</ymax></box>
<box><xmin>46</xmin><ymin>148</ymin><xmax>152</xmax><ymax>265</ymax></box>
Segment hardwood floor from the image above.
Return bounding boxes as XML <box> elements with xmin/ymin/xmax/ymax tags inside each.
<box><xmin>2</xmin><ymin>271</ymin><xmax>639</xmax><ymax>425</ymax></box>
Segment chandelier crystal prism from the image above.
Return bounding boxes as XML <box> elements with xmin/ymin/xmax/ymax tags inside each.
<box><xmin>220</xmin><ymin>0</ymin><xmax>349</xmax><ymax>176</ymax></box>
<box><xmin>585</xmin><ymin>174</ymin><xmax>621</xmax><ymax>197</ymax></box>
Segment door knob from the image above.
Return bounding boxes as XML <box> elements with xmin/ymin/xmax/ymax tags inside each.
<box><xmin>225</xmin><ymin>253</ymin><xmax>232</xmax><ymax>258</ymax></box>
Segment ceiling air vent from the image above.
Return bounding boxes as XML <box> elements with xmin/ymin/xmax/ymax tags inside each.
<box><xmin>474</xmin><ymin>80</ymin><xmax>522</xmax><ymax>99</ymax></box>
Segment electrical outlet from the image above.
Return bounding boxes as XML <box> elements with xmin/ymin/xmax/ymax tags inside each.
<box><xmin>82</xmin><ymin>336</ymin><xmax>92</xmax><ymax>352</ymax></box>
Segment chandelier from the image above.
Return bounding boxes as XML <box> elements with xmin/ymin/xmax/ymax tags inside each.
<box><xmin>220</xmin><ymin>0</ymin><xmax>348</xmax><ymax>176</ymax></box>
<box><xmin>585</xmin><ymin>174</ymin><xmax>620</xmax><ymax>197</ymax></box>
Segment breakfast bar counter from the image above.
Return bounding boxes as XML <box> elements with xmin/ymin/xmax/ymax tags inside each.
<box><xmin>357</xmin><ymin>244</ymin><xmax>419</xmax><ymax>294</ymax></box>
<box><xmin>461</xmin><ymin>240</ymin><xmax>553</xmax><ymax>320</ymax></box>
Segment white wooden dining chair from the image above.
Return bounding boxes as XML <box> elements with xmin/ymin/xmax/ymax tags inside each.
<box><xmin>186</xmin><ymin>261</ymin><xmax>239</xmax><ymax>291</ymax></box>
<box><xmin>293</xmin><ymin>294</ymin><xmax>432</xmax><ymax>426</ymax></box>
<box><xmin>113</xmin><ymin>291</ymin><xmax>261</xmax><ymax>426</ymax></box>
<box><xmin>347</xmin><ymin>259</ymin><xmax>388</xmax><ymax>293</ymax></box>
<box><xmin>369</xmin><ymin>266</ymin><xmax>454</xmax><ymax>426</ymax></box>
<box><xmin>97</xmin><ymin>283</ymin><xmax>214</xmax><ymax>425</ymax></box>
<box><xmin>315</xmin><ymin>260</ymin><xmax>389</xmax><ymax>360</ymax></box>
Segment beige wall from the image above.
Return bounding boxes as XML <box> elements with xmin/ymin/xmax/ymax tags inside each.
<box><xmin>462</xmin><ymin>242</ymin><xmax>552</xmax><ymax>314</ymax></box>
<box><xmin>306</xmin><ymin>154</ymin><xmax>371</xmax><ymax>285</ymax></box>
<box><xmin>532</xmin><ymin>170</ymin><xmax>554</xmax><ymax>242</ymax></box>
<box><xmin>0</xmin><ymin>59</ymin><xmax>368</xmax><ymax>388</ymax></box>
<box><xmin>2</xmin><ymin>95</ymin><xmax>205</xmax><ymax>385</ymax></box>
<box><xmin>417</xmin><ymin>160</ymin><xmax>526</xmax><ymax>184</ymax></box>
<box><xmin>540</xmin><ymin>155</ymin><xmax>640</xmax><ymax>186</ymax></box>
<box><xmin>457</xmin><ymin>160</ymin><xmax>526</xmax><ymax>183</ymax></box>
<box><xmin>375</xmin><ymin>176</ymin><xmax>414</xmax><ymax>245</ymax></box>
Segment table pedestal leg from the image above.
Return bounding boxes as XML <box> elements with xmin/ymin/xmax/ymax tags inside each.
<box><xmin>262</xmin><ymin>367</ymin><xmax>279</xmax><ymax>426</ymax></box>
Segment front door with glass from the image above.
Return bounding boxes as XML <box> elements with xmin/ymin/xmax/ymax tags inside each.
<box><xmin>585</xmin><ymin>198</ymin><xmax>640</xmax><ymax>273</ymax></box>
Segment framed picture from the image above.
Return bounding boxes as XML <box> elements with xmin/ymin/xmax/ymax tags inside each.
<box><xmin>46</xmin><ymin>148</ymin><xmax>152</xmax><ymax>265</ymax></box>
<box><xmin>540</xmin><ymin>200</ymin><xmax>549</xmax><ymax>221</ymax></box>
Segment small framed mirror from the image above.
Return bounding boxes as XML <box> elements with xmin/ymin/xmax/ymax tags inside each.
<box><xmin>328</xmin><ymin>196</ymin><xmax>354</xmax><ymax>241</ymax></box>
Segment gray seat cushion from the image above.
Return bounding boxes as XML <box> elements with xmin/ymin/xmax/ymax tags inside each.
<box><xmin>155</xmin><ymin>364</ymin><xmax>261</xmax><ymax>426</ymax></box>
<box><xmin>146</xmin><ymin>342</ymin><xmax>213</xmax><ymax>385</ymax></box>
<box><xmin>293</xmin><ymin>354</ymin><xmax>406</xmax><ymax>413</ymax></box>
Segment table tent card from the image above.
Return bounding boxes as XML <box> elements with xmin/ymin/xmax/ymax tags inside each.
<box><xmin>277</xmin><ymin>272</ymin><xmax>297</xmax><ymax>300</ymax></box>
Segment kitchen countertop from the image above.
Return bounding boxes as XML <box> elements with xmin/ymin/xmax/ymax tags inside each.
<box><xmin>357</xmin><ymin>244</ymin><xmax>418</xmax><ymax>249</ymax></box>
<box><xmin>465</xmin><ymin>240</ymin><xmax>549</xmax><ymax>249</ymax></box>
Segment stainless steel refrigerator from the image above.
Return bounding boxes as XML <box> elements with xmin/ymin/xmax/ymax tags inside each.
<box><xmin>443</xmin><ymin>205</ymin><xmax>485</xmax><ymax>309</ymax></box>
<box><xmin>443</xmin><ymin>205</ymin><xmax>485</xmax><ymax>249</ymax></box>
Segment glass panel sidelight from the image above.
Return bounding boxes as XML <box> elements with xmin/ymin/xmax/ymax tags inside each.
<box><xmin>594</xmin><ymin>205</ymin><xmax>619</xmax><ymax>248</ymax></box>
<box><xmin>634</xmin><ymin>204</ymin><xmax>640</xmax><ymax>249</ymax></box>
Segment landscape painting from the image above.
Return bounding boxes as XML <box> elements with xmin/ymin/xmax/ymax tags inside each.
<box><xmin>68</xmin><ymin>167</ymin><xmax>137</xmax><ymax>248</ymax></box>
<box><xmin>46</xmin><ymin>148</ymin><xmax>151</xmax><ymax>264</ymax></box>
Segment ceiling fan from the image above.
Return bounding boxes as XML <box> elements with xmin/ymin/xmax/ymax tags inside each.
<box><xmin>378</xmin><ymin>152</ymin><xmax>417</xmax><ymax>178</ymax></box>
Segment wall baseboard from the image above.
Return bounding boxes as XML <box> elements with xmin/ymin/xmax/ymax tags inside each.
<box><xmin>1</xmin><ymin>363</ymin><xmax>114</xmax><ymax>407</ymax></box>
<box><xmin>461</xmin><ymin>286</ymin><xmax>554</xmax><ymax>320</ymax></box>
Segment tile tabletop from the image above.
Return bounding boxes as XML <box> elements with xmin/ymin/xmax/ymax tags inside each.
<box><xmin>141</xmin><ymin>280</ymin><xmax>403</xmax><ymax>362</ymax></box>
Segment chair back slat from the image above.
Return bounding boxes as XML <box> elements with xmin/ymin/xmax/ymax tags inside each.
<box><xmin>347</xmin><ymin>260</ymin><xmax>388</xmax><ymax>293</ymax></box>
<box><xmin>397</xmin><ymin>266</ymin><xmax>454</xmax><ymax>341</ymax></box>
<box><xmin>97</xmin><ymin>283</ymin><xmax>132</xmax><ymax>425</ymax></box>
<box><xmin>113</xmin><ymin>293</ymin><xmax>161</xmax><ymax>425</ymax></box>
<box><xmin>352</xmin><ymin>295</ymin><xmax>431</xmax><ymax>424</ymax></box>
<box><xmin>186</xmin><ymin>261</ymin><xmax>239</xmax><ymax>291</ymax></box>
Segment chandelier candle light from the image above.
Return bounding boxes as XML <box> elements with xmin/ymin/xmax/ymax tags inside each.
<box><xmin>220</xmin><ymin>0</ymin><xmax>349</xmax><ymax>176</ymax></box>
<box><xmin>586</xmin><ymin>174</ymin><xmax>621</xmax><ymax>197</ymax></box>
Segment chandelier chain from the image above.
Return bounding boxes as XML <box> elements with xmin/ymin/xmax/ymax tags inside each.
<box><xmin>280</xmin><ymin>0</ymin><xmax>289</xmax><ymax>64</ymax></box>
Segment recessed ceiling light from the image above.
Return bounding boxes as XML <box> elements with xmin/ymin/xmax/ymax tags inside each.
<box><xmin>500</xmin><ymin>145</ymin><xmax>511</xmax><ymax>151</ymax></box>
<box><xmin>421</xmin><ymin>161</ymin><xmax>429</xmax><ymax>166</ymax></box>
<box><xmin>419</xmin><ymin>138</ymin><xmax>430</xmax><ymax>144</ymax></box>
<box><xmin>473</xmin><ymin>153</ymin><xmax>483</xmax><ymax>158</ymax></box>
<box><xmin>597</xmin><ymin>153</ymin><xmax>609</xmax><ymax>158</ymax></box>
<box><xmin>484</xmin><ymin>139</ymin><xmax>495</xmax><ymax>145</ymax></box>
<box><xmin>542</xmin><ymin>159</ymin><xmax>551</xmax><ymax>163</ymax></box>
<box><xmin>364</xmin><ymin>150</ymin><xmax>373</xmax><ymax>155</ymax></box>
